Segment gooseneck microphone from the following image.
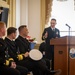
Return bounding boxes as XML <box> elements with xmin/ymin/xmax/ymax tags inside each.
<box><xmin>65</xmin><ymin>23</ymin><xmax>71</xmax><ymax>75</ymax></box>
<box><xmin>65</xmin><ymin>24</ymin><xmax>71</xmax><ymax>28</ymax></box>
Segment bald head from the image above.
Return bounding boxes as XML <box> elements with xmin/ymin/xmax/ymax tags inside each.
<box><xmin>0</xmin><ymin>21</ymin><xmax>6</xmax><ymax>37</ymax></box>
<box><xmin>0</xmin><ymin>21</ymin><xmax>6</xmax><ymax>28</ymax></box>
<box><xmin>18</xmin><ymin>25</ymin><xmax>29</xmax><ymax>37</ymax></box>
<box><xmin>18</xmin><ymin>25</ymin><xmax>27</xmax><ymax>32</ymax></box>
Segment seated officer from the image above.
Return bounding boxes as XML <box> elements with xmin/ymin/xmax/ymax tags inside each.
<box><xmin>0</xmin><ymin>21</ymin><xmax>20</xmax><ymax>75</ymax></box>
<box><xmin>5</xmin><ymin>27</ymin><xmax>42</xmax><ymax>75</ymax></box>
<box><xmin>39</xmin><ymin>42</ymin><xmax>51</xmax><ymax>69</ymax></box>
<box><xmin>0</xmin><ymin>22</ymin><xmax>29</xmax><ymax>75</ymax></box>
<box><xmin>5</xmin><ymin>26</ymin><xmax>61</xmax><ymax>75</ymax></box>
<box><xmin>16</xmin><ymin>25</ymin><xmax>61</xmax><ymax>75</ymax></box>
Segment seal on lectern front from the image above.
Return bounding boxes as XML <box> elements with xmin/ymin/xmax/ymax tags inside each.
<box><xmin>70</xmin><ymin>48</ymin><xmax>75</xmax><ymax>59</ymax></box>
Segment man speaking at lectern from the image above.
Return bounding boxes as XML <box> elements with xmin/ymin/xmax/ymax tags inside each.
<box><xmin>42</xmin><ymin>18</ymin><xmax>60</xmax><ymax>70</ymax></box>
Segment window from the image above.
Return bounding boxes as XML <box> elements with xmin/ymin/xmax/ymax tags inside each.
<box><xmin>50</xmin><ymin>0</ymin><xmax>75</xmax><ymax>36</ymax></box>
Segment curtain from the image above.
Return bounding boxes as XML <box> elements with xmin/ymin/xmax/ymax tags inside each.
<box><xmin>45</xmin><ymin>0</ymin><xmax>53</xmax><ymax>25</ymax></box>
<box><xmin>40</xmin><ymin>0</ymin><xmax>46</xmax><ymax>35</ymax></box>
<box><xmin>7</xmin><ymin>0</ymin><xmax>16</xmax><ymax>28</ymax></box>
<box><xmin>40</xmin><ymin>0</ymin><xmax>53</xmax><ymax>38</ymax></box>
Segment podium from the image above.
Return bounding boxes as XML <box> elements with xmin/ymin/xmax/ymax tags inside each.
<box><xmin>50</xmin><ymin>36</ymin><xmax>75</xmax><ymax>75</ymax></box>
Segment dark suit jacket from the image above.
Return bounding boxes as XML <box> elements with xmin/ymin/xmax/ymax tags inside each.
<box><xmin>15</xmin><ymin>35</ymin><xmax>30</xmax><ymax>54</ymax></box>
<box><xmin>42</xmin><ymin>27</ymin><xmax>60</xmax><ymax>60</ymax></box>
<box><xmin>5</xmin><ymin>37</ymin><xmax>31</xmax><ymax>63</ymax></box>
<box><xmin>5</xmin><ymin>37</ymin><xmax>19</xmax><ymax>62</ymax></box>
<box><xmin>5</xmin><ymin>37</ymin><xmax>34</xmax><ymax>71</ymax></box>
<box><xmin>0</xmin><ymin>38</ymin><xmax>7</xmax><ymax>66</ymax></box>
<box><xmin>42</xmin><ymin>27</ymin><xmax>60</xmax><ymax>45</ymax></box>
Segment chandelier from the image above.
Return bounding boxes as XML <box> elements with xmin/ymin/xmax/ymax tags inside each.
<box><xmin>74</xmin><ymin>0</ymin><xmax>75</xmax><ymax>10</ymax></box>
<box><xmin>57</xmin><ymin>0</ymin><xmax>68</xmax><ymax>1</ymax></box>
<box><xmin>57</xmin><ymin>0</ymin><xmax>75</xmax><ymax>10</ymax></box>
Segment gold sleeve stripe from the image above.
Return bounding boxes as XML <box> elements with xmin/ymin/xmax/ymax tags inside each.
<box><xmin>4</xmin><ymin>60</ymin><xmax>9</xmax><ymax>66</ymax></box>
<box><xmin>18</xmin><ymin>55</ymin><xmax>23</xmax><ymax>60</ymax></box>
<box><xmin>9</xmin><ymin>58</ymin><xmax>14</xmax><ymax>61</ymax></box>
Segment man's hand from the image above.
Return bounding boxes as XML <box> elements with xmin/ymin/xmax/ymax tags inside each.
<box><xmin>24</xmin><ymin>52</ymin><xmax>29</xmax><ymax>57</ymax></box>
<box><xmin>43</xmin><ymin>31</ymin><xmax>48</xmax><ymax>39</ymax></box>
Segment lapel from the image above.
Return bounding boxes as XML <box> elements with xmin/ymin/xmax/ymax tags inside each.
<box><xmin>48</xmin><ymin>27</ymin><xmax>54</xmax><ymax>36</ymax></box>
<box><xmin>5</xmin><ymin>37</ymin><xmax>15</xmax><ymax>47</ymax></box>
<box><xmin>18</xmin><ymin>36</ymin><xmax>30</xmax><ymax>48</ymax></box>
<box><xmin>5</xmin><ymin>38</ymin><xmax>18</xmax><ymax>53</ymax></box>
<box><xmin>18</xmin><ymin>36</ymin><xmax>30</xmax><ymax>51</ymax></box>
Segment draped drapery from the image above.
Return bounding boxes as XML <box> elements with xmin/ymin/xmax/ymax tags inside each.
<box><xmin>6</xmin><ymin>0</ymin><xmax>16</xmax><ymax>27</ymax></box>
<box><xmin>40</xmin><ymin>0</ymin><xmax>53</xmax><ymax>38</ymax></box>
<box><xmin>40</xmin><ymin>0</ymin><xmax>46</xmax><ymax>36</ymax></box>
<box><xmin>45</xmin><ymin>0</ymin><xmax>53</xmax><ymax>25</ymax></box>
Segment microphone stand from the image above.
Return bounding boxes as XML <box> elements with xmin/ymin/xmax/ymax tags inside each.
<box><xmin>68</xmin><ymin>26</ymin><xmax>71</xmax><ymax>75</ymax></box>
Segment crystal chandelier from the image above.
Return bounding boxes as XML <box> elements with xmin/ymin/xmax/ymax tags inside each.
<box><xmin>57</xmin><ymin>0</ymin><xmax>68</xmax><ymax>1</ymax></box>
<box><xmin>74</xmin><ymin>0</ymin><xmax>75</xmax><ymax>10</ymax></box>
<box><xmin>57</xmin><ymin>0</ymin><xmax>75</xmax><ymax>10</ymax></box>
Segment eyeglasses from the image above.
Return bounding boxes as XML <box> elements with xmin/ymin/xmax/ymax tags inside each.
<box><xmin>51</xmin><ymin>23</ymin><xmax>56</xmax><ymax>24</ymax></box>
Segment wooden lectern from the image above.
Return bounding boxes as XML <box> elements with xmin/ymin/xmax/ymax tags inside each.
<box><xmin>50</xmin><ymin>36</ymin><xmax>75</xmax><ymax>75</ymax></box>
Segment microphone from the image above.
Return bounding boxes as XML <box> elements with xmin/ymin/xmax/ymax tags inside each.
<box><xmin>65</xmin><ymin>24</ymin><xmax>71</xmax><ymax>28</ymax></box>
